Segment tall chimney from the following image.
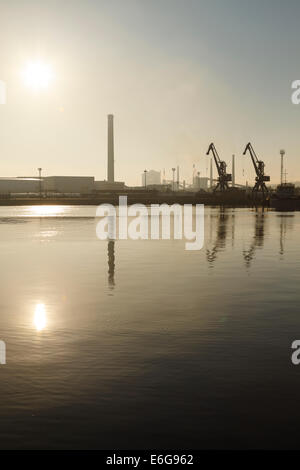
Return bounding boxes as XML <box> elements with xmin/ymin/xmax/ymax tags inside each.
<box><xmin>107</xmin><ymin>114</ymin><xmax>114</xmax><ymax>183</ymax></box>
<box><xmin>232</xmin><ymin>154</ymin><xmax>235</xmax><ymax>187</ymax></box>
<box><xmin>210</xmin><ymin>158</ymin><xmax>213</xmax><ymax>189</ymax></box>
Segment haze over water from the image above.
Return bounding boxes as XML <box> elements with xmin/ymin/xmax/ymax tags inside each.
<box><xmin>0</xmin><ymin>205</ymin><xmax>299</xmax><ymax>449</ymax></box>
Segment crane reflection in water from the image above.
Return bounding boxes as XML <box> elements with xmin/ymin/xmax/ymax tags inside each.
<box><xmin>243</xmin><ymin>209</ymin><xmax>266</xmax><ymax>268</ymax></box>
<box><xmin>206</xmin><ymin>208</ymin><xmax>230</xmax><ymax>266</ymax></box>
<box><xmin>206</xmin><ymin>208</ymin><xmax>295</xmax><ymax>269</ymax></box>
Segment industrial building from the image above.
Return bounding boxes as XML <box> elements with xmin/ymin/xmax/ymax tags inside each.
<box><xmin>0</xmin><ymin>177</ymin><xmax>40</xmax><ymax>194</ymax></box>
<box><xmin>43</xmin><ymin>176</ymin><xmax>95</xmax><ymax>194</ymax></box>
<box><xmin>192</xmin><ymin>175</ymin><xmax>209</xmax><ymax>191</ymax></box>
<box><xmin>94</xmin><ymin>180</ymin><xmax>125</xmax><ymax>191</ymax></box>
<box><xmin>142</xmin><ymin>170</ymin><xmax>161</xmax><ymax>187</ymax></box>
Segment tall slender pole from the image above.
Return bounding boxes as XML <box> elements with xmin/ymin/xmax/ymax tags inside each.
<box><xmin>232</xmin><ymin>154</ymin><xmax>235</xmax><ymax>187</ymax></box>
<box><xmin>38</xmin><ymin>167</ymin><xmax>42</xmax><ymax>198</ymax></box>
<box><xmin>107</xmin><ymin>114</ymin><xmax>114</xmax><ymax>183</ymax></box>
<box><xmin>280</xmin><ymin>150</ymin><xmax>285</xmax><ymax>185</ymax></box>
<box><xmin>172</xmin><ymin>168</ymin><xmax>176</xmax><ymax>191</ymax></box>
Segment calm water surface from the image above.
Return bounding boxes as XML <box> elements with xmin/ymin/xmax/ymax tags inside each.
<box><xmin>0</xmin><ymin>205</ymin><xmax>299</xmax><ymax>449</ymax></box>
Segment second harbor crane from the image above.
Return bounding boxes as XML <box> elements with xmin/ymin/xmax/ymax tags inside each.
<box><xmin>206</xmin><ymin>143</ymin><xmax>232</xmax><ymax>192</ymax></box>
<box><xmin>243</xmin><ymin>143</ymin><xmax>270</xmax><ymax>198</ymax></box>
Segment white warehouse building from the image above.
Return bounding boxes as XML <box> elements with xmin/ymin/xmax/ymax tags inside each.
<box><xmin>192</xmin><ymin>176</ymin><xmax>209</xmax><ymax>191</ymax></box>
<box><xmin>142</xmin><ymin>170</ymin><xmax>161</xmax><ymax>187</ymax></box>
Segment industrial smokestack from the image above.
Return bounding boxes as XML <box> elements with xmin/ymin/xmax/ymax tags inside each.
<box><xmin>232</xmin><ymin>154</ymin><xmax>235</xmax><ymax>187</ymax></box>
<box><xmin>107</xmin><ymin>114</ymin><xmax>114</xmax><ymax>183</ymax></box>
<box><xmin>210</xmin><ymin>158</ymin><xmax>213</xmax><ymax>189</ymax></box>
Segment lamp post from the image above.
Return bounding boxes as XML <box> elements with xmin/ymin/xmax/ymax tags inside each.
<box><xmin>280</xmin><ymin>150</ymin><xmax>285</xmax><ymax>185</ymax></box>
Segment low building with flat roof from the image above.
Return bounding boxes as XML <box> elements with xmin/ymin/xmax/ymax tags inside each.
<box><xmin>43</xmin><ymin>176</ymin><xmax>94</xmax><ymax>194</ymax></box>
<box><xmin>94</xmin><ymin>180</ymin><xmax>125</xmax><ymax>191</ymax></box>
<box><xmin>0</xmin><ymin>177</ymin><xmax>40</xmax><ymax>194</ymax></box>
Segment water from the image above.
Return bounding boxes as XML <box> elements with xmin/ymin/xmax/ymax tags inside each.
<box><xmin>0</xmin><ymin>205</ymin><xmax>299</xmax><ymax>449</ymax></box>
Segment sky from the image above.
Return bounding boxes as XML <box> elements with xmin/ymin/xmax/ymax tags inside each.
<box><xmin>0</xmin><ymin>0</ymin><xmax>300</xmax><ymax>186</ymax></box>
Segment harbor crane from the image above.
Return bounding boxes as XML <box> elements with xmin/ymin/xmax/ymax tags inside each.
<box><xmin>206</xmin><ymin>143</ymin><xmax>232</xmax><ymax>192</ymax></box>
<box><xmin>243</xmin><ymin>143</ymin><xmax>270</xmax><ymax>197</ymax></box>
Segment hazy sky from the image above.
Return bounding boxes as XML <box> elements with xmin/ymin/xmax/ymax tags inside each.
<box><xmin>0</xmin><ymin>0</ymin><xmax>299</xmax><ymax>185</ymax></box>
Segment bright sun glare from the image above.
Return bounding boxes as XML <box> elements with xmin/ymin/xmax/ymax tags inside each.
<box><xmin>34</xmin><ymin>303</ymin><xmax>47</xmax><ymax>331</ymax></box>
<box><xmin>23</xmin><ymin>62</ymin><xmax>54</xmax><ymax>91</ymax></box>
<box><xmin>30</xmin><ymin>205</ymin><xmax>64</xmax><ymax>216</ymax></box>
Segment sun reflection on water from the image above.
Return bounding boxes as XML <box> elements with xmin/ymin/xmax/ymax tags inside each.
<box><xmin>34</xmin><ymin>303</ymin><xmax>47</xmax><ymax>331</ymax></box>
<box><xmin>29</xmin><ymin>206</ymin><xmax>65</xmax><ymax>217</ymax></box>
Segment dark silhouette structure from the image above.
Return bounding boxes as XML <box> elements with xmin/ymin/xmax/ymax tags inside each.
<box><xmin>243</xmin><ymin>143</ymin><xmax>270</xmax><ymax>199</ymax></box>
<box><xmin>206</xmin><ymin>208</ymin><xmax>229</xmax><ymax>266</ymax></box>
<box><xmin>107</xmin><ymin>114</ymin><xmax>114</xmax><ymax>183</ymax></box>
<box><xmin>206</xmin><ymin>143</ymin><xmax>232</xmax><ymax>192</ymax></box>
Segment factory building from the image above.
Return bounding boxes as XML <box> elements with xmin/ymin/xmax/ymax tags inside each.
<box><xmin>43</xmin><ymin>176</ymin><xmax>94</xmax><ymax>194</ymax></box>
<box><xmin>142</xmin><ymin>170</ymin><xmax>161</xmax><ymax>187</ymax></box>
<box><xmin>0</xmin><ymin>177</ymin><xmax>40</xmax><ymax>194</ymax></box>
<box><xmin>192</xmin><ymin>175</ymin><xmax>209</xmax><ymax>191</ymax></box>
<box><xmin>94</xmin><ymin>180</ymin><xmax>125</xmax><ymax>191</ymax></box>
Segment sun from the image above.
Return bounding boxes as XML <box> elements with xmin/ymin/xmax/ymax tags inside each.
<box><xmin>22</xmin><ymin>61</ymin><xmax>54</xmax><ymax>91</ymax></box>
